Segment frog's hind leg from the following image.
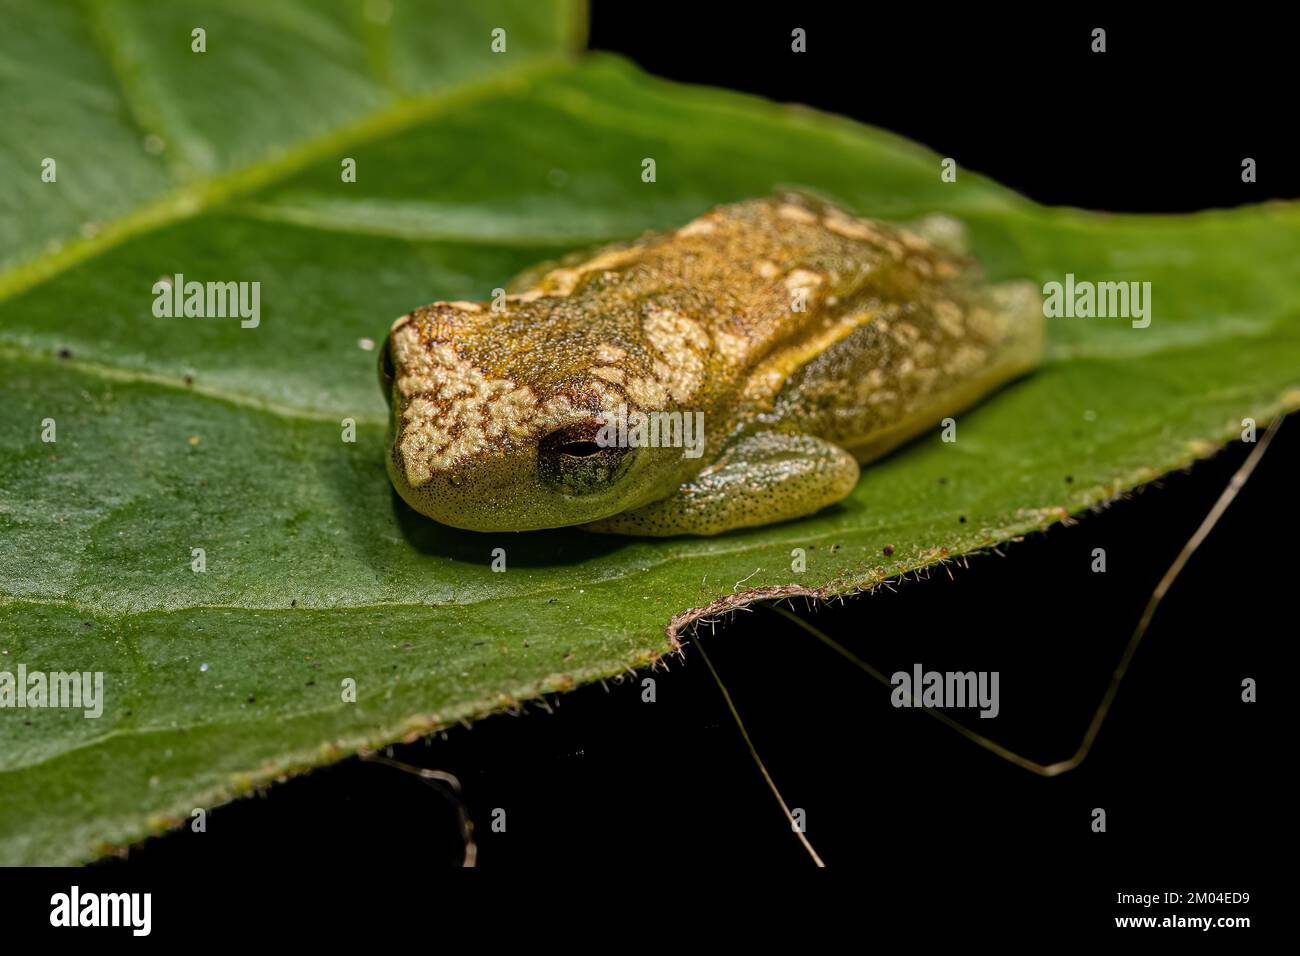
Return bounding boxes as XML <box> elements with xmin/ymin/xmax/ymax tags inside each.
<box><xmin>582</xmin><ymin>430</ymin><xmax>859</xmax><ymax>537</ymax></box>
<box><xmin>773</xmin><ymin>279</ymin><xmax>1044</xmax><ymax>466</ymax></box>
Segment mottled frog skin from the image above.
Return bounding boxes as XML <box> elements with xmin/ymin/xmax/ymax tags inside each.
<box><xmin>380</xmin><ymin>192</ymin><xmax>1043</xmax><ymax>536</ymax></box>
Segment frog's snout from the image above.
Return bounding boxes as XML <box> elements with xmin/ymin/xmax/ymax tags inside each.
<box><xmin>379</xmin><ymin>311</ymin><xmax>677</xmax><ymax>530</ymax></box>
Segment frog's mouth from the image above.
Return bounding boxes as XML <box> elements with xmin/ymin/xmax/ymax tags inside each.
<box><xmin>384</xmin><ymin>445</ymin><xmax>650</xmax><ymax>533</ymax></box>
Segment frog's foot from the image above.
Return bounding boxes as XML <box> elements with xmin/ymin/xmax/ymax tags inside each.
<box><xmin>582</xmin><ymin>430</ymin><xmax>860</xmax><ymax>537</ymax></box>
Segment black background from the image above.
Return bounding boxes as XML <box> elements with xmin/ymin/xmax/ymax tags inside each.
<box><xmin>17</xmin><ymin>1</ymin><xmax>1292</xmax><ymax>934</ymax></box>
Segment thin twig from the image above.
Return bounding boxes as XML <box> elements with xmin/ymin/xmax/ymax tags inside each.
<box><xmin>361</xmin><ymin>753</ymin><xmax>478</xmax><ymax>866</ymax></box>
<box><xmin>771</xmin><ymin>416</ymin><xmax>1282</xmax><ymax>777</ymax></box>
<box><xmin>694</xmin><ymin>639</ymin><xmax>826</xmax><ymax>866</ymax></box>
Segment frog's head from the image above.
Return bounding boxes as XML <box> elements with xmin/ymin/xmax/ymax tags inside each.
<box><xmin>379</xmin><ymin>306</ymin><xmax>686</xmax><ymax>532</ymax></box>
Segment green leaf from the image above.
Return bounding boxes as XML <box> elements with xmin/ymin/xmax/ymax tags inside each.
<box><xmin>1</xmin><ymin>1</ymin><xmax>1296</xmax><ymax>865</ymax></box>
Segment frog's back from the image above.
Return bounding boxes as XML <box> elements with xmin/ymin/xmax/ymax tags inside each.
<box><xmin>505</xmin><ymin>192</ymin><xmax>1042</xmax><ymax>462</ymax></box>
<box><xmin>633</xmin><ymin>193</ymin><xmax>1041</xmax><ymax>456</ymax></box>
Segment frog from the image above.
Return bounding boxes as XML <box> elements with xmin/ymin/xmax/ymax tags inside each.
<box><xmin>379</xmin><ymin>191</ymin><xmax>1044</xmax><ymax>536</ymax></box>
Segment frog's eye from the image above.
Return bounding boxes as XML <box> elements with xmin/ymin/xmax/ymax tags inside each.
<box><xmin>378</xmin><ymin>334</ymin><xmax>396</xmax><ymax>402</ymax></box>
<box><xmin>538</xmin><ymin>422</ymin><xmax>633</xmax><ymax>495</ymax></box>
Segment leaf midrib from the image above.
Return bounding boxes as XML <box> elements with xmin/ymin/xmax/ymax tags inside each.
<box><xmin>0</xmin><ymin>54</ymin><xmax>575</xmax><ymax>308</ymax></box>
<box><xmin>0</xmin><ymin>345</ymin><xmax>389</xmax><ymax>425</ymax></box>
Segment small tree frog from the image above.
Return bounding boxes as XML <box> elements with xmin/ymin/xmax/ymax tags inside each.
<box><xmin>380</xmin><ymin>192</ymin><xmax>1043</xmax><ymax>536</ymax></box>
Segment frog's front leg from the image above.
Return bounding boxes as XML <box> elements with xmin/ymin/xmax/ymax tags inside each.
<box><xmin>583</xmin><ymin>430</ymin><xmax>859</xmax><ymax>536</ymax></box>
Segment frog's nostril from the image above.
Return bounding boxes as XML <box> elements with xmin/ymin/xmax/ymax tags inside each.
<box><xmin>378</xmin><ymin>334</ymin><xmax>396</xmax><ymax>402</ymax></box>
